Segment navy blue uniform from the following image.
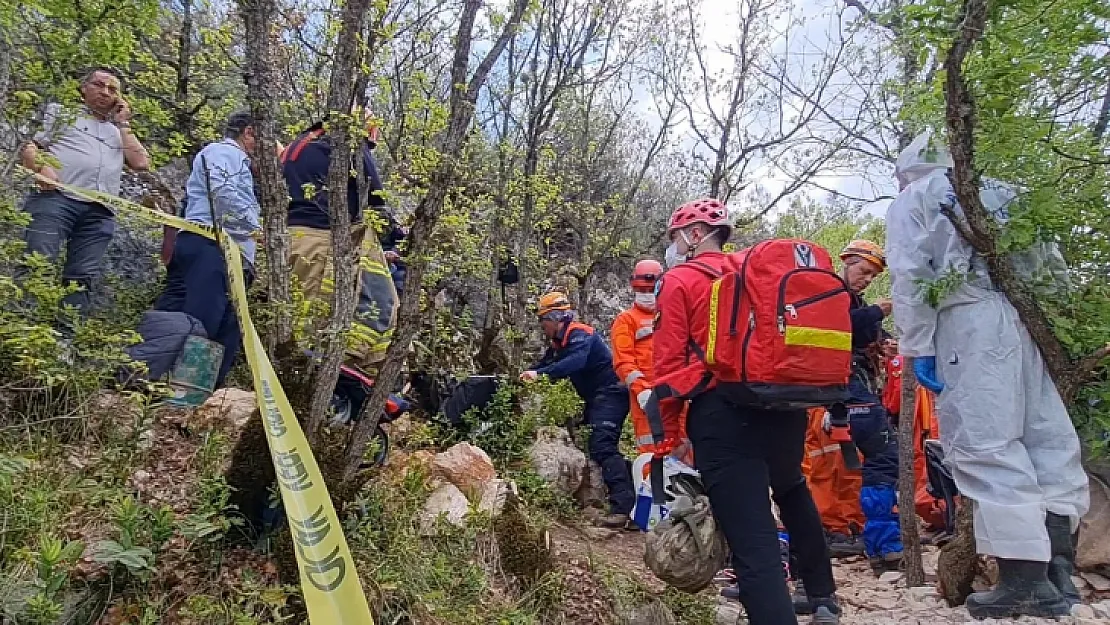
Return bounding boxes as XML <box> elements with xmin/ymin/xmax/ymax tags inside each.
<box><xmin>847</xmin><ymin>292</ymin><xmax>902</xmax><ymax>558</ymax></box>
<box><xmin>534</xmin><ymin>321</ymin><xmax>634</xmax><ymax>515</ymax></box>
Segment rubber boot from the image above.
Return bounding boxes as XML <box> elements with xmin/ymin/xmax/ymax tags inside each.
<box><xmin>1045</xmin><ymin>512</ymin><xmax>1081</xmax><ymax>606</ymax></box>
<box><xmin>792</xmin><ymin>579</ymin><xmax>813</xmax><ymax>615</ymax></box>
<box><xmin>965</xmin><ymin>558</ymin><xmax>1070</xmax><ymax>619</ymax></box>
<box><xmin>808</xmin><ymin>595</ymin><xmax>840</xmax><ymax>624</ymax></box>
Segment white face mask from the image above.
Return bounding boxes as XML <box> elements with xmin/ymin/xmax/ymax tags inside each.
<box><xmin>664</xmin><ymin>242</ymin><xmax>684</xmax><ymax>268</ymax></box>
<box><xmin>634</xmin><ymin>292</ymin><xmax>656</xmax><ymax>310</ymax></box>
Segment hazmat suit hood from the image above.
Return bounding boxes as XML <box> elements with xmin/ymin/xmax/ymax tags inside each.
<box><xmin>895</xmin><ymin>130</ymin><xmax>954</xmax><ymax>189</ymax></box>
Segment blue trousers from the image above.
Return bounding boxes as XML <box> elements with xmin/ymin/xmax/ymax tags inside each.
<box><xmin>20</xmin><ymin>191</ymin><xmax>116</xmax><ymax>320</ymax></box>
<box><xmin>586</xmin><ymin>387</ymin><xmax>635</xmax><ymax>514</ymax></box>
<box><xmin>848</xmin><ymin>374</ymin><xmax>902</xmax><ymax>557</ymax></box>
<box><xmin>154</xmin><ymin>232</ymin><xmax>252</xmax><ymax>388</ymax></box>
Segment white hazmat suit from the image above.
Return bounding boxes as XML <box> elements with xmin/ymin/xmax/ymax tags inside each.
<box><xmin>885</xmin><ymin>131</ymin><xmax>1089</xmax><ymax>562</ymax></box>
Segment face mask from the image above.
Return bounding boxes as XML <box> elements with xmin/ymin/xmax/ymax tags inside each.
<box><xmin>634</xmin><ymin>292</ymin><xmax>656</xmax><ymax>310</ymax></box>
<box><xmin>664</xmin><ymin>242</ymin><xmax>684</xmax><ymax>268</ymax></box>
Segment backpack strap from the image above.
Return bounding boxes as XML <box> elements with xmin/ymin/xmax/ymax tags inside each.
<box><xmin>280</xmin><ymin>128</ymin><xmax>326</xmax><ymax>164</ymax></box>
<box><xmin>682</xmin><ymin>260</ymin><xmax>722</xmax><ymax>279</ymax></box>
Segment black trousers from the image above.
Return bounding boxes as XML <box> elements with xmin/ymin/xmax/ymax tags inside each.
<box><xmin>687</xmin><ymin>391</ymin><xmax>836</xmax><ymax>625</ymax></box>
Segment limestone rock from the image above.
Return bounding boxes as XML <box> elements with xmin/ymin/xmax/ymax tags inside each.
<box><xmin>880</xmin><ymin>571</ymin><xmax>904</xmax><ymax>584</ymax></box>
<box><xmin>1077</xmin><ymin>474</ymin><xmax>1110</xmax><ymax>573</ymax></box>
<box><xmin>1080</xmin><ymin>571</ymin><xmax>1110</xmax><ymax>592</ymax></box>
<box><xmin>529</xmin><ymin>426</ymin><xmax>587</xmax><ymax>496</ymax></box>
<box><xmin>1091</xmin><ymin>600</ymin><xmax>1110</xmax><ymax>619</ymax></box>
<box><xmin>195</xmin><ymin>389</ymin><xmax>257</xmax><ymax>430</ymax></box>
<box><xmin>575</xmin><ymin>460</ymin><xmax>608</xmax><ymax>508</ymax></box>
<box><xmin>478</xmin><ymin>478</ymin><xmax>519</xmax><ymax>515</ymax></box>
<box><xmin>431</xmin><ymin>442</ymin><xmax>496</xmax><ymax>499</ymax></box>
<box><xmin>1071</xmin><ymin>604</ymin><xmax>1096</xmax><ymax>619</ymax></box>
<box><xmin>420</xmin><ymin>483</ymin><xmax>470</xmax><ymax>534</ymax></box>
<box><xmin>714</xmin><ymin>599</ymin><xmax>743</xmax><ymax>625</ymax></box>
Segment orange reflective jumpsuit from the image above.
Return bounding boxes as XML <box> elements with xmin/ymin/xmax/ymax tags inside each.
<box><xmin>884</xmin><ymin>356</ymin><xmax>946</xmax><ymax>530</ymax></box>
<box><xmin>802</xmin><ymin>407</ymin><xmax>865</xmax><ymax>535</ymax></box>
<box><xmin>610</xmin><ymin>304</ymin><xmax>686</xmax><ymax>452</ymax></box>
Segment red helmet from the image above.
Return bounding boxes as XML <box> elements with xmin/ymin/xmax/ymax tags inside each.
<box><xmin>630</xmin><ymin>259</ymin><xmax>663</xmax><ymax>291</ymax></box>
<box><xmin>668</xmin><ymin>198</ymin><xmax>730</xmax><ymax>235</ymax></box>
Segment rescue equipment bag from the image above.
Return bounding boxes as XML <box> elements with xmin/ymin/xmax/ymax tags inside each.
<box><xmin>685</xmin><ymin>238</ymin><xmax>852</xmax><ymax>409</ymax></box>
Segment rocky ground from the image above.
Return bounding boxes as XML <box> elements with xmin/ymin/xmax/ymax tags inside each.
<box><xmin>557</xmin><ymin>523</ymin><xmax>1110</xmax><ymax>625</ymax></box>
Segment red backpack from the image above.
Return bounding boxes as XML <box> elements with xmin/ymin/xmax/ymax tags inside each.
<box><xmin>686</xmin><ymin>239</ymin><xmax>852</xmax><ymax>408</ymax></box>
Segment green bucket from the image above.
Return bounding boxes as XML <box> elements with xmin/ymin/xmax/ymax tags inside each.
<box><xmin>166</xmin><ymin>335</ymin><xmax>225</xmax><ymax>408</ymax></box>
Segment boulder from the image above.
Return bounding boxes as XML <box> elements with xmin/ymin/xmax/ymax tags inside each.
<box><xmin>194</xmin><ymin>389</ymin><xmax>257</xmax><ymax>431</ymax></box>
<box><xmin>420</xmin><ymin>483</ymin><xmax>470</xmax><ymax>534</ymax></box>
<box><xmin>431</xmin><ymin>442</ymin><xmax>496</xmax><ymax>499</ymax></box>
<box><xmin>574</xmin><ymin>460</ymin><xmax>608</xmax><ymax>508</ymax></box>
<box><xmin>1077</xmin><ymin>473</ymin><xmax>1110</xmax><ymax>574</ymax></box>
<box><xmin>529</xmin><ymin>426</ymin><xmax>587</xmax><ymax>496</ymax></box>
<box><xmin>478</xmin><ymin>478</ymin><xmax>519</xmax><ymax>515</ymax></box>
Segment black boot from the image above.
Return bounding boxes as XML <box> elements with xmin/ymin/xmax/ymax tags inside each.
<box><xmin>965</xmin><ymin>558</ymin><xmax>1069</xmax><ymax>619</ymax></box>
<box><xmin>1046</xmin><ymin>512</ymin><xmax>1081</xmax><ymax>606</ymax></box>
<box><xmin>792</xmin><ymin>579</ymin><xmax>813</xmax><ymax>615</ymax></box>
<box><xmin>808</xmin><ymin>595</ymin><xmax>840</xmax><ymax>624</ymax></box>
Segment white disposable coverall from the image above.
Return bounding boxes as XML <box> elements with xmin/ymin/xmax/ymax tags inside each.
<box><xmin>885</xmin><ymin>131</ymin><xmax>1089</xmax><ymax>562</ymax></box>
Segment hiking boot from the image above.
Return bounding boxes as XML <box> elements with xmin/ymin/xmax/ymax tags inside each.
<box><xmin>965</xmin><ymin>558</ymin><xmax>1070</xmax><ymax>619</ymax></box>
<box><xmin>809</xmin><ymin>596</ymin><xmax>840</xmax><ymax>624</ymax></box>
<box><xmin>827</xmin><ymin>532</ymin><xmax>865</xmax><ymax>558</ymax></box>
<box><xmin>1046</xmin><ymin>512</ymin><xmax>1081</xmax><ymax>606</ymax></box>
<box><xmin>869</xmin><ymin>551</ymin><xmax>903</xmax><ymax>575</ymax></box>
<box><xmin>792</xmin><ymin>579</ymin><xmax>813</xmax><ymax>615</ymax></box>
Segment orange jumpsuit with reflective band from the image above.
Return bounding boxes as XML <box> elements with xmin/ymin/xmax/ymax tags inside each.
<box><xmin>802</xmin><ymin>407</ymin><xmax>865</xmax><ymax>535</ymax></box>
<box><xmin>611</xmin><ymin>305</ymin><xmax>685</xmax><ymax>451</ymax></box>
<box><xmin>913</xmin><ymin>386</ymin><xmax>946</xmax><ymax>529</ymax></box>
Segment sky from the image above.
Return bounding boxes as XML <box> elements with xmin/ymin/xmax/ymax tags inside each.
<box><xmin>659</xmin><ymin>0</ymin><xmax>901</xmax><ymax>220</ymax></box>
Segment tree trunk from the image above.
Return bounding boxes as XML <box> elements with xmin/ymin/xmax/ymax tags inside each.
<box><xmin>303</xmin><ymin>0</ymin><xmax>373</xmax><ymax>441</ymax></box>
<box><xmin>942</xmin><ymin>0</ymin><xmax>1108</xmax><ymax>404</ymax></box>
<box><xmin>240</xmin><ymin>0</ymin><xmax>292</xmax><ymax>351</ymax></box>
<box><xmin>897</xmin><ymin>356</ymin><xmax>926</xmax><ymax>587</ymax></box>
<box><xmin>342</xmin><ymin>0</ymin><xmax>531</xmax><ymax>488</ymax></box>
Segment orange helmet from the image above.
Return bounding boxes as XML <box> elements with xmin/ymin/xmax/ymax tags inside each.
<box><xmin>840</xmin><ymin>240</ymin><xmax>886</xmax><ymax>271</ymax></box>
<box><xmin>630</xmin><ymin>259</ymin><xmax>663</xmax><ymax>291</ymax></box>
<box><xmin>537</xmin><ymin>291</ymin><xmax>573</xmax><ymax>317</ymax></box>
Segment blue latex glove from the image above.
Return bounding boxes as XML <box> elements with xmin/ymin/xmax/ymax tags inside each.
<box><xmin>914</xmin><ymin>356</ymin><xmax>944</xmax><ymax>393</ymax></box>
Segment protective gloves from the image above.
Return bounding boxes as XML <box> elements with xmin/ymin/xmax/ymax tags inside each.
<box><xmin>914</xmin><ymin>356</ymin><xmax>944</xmax><ymax>393</ymax></box>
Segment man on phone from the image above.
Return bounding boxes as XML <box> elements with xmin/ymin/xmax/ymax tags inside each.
<box><xmin>18</xmin><ymin>66</ymin><xmax>150</xmax><ymax>324</ymax></box>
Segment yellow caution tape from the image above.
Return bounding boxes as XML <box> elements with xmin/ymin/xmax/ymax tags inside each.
<box><xmin>16</xmin><ymin>167</ymin><xmax>376</xmax><ymax>624</ymax></box>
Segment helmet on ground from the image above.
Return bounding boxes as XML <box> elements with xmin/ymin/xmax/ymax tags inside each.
<box><xmin>840</xmin><ymin>240</ymin><xmax>887</xmax><ymax>271</ymax></box>
<box><xmin>667</xmin><ymin>198</ymin><xmax>731</xmax><ymax>236</ymax></box>
<box><xmin>537</xmin><ymin>291</ymin><xmax>573</xmax><ymax>317</ymax></box>
<box><xmin>631</xmin><ymin>259</ymin><xmax>664</xmax><ymax>291</ymax></box>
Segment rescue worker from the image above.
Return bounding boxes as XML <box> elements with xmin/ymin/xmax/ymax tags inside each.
<box><xmin>521</xmin><ymin>293</ymin><xmax>635</xmax><ymax>528</ymax></box>
<box><xmin>884</xmin><ymin>352</ymin><xmax>947</xmax><ymax>531</ymax></box>
<box><xmin>610</xmin><ymin>259</ymin><xmax>690</xmax><ymax>459</ymax></box>
<box><xmin>653</xmin><ymin>198</ymin><xmax>839</xmax><ymax>625</ymax></box>
<box><xmin>837</xmin><ymin>240</ymin><xmax>903</xmax><ymax>573</ymax></box>
<box><xmin>802</xmin><ymin>407</ymin><xmax>865</xmax><ymax>557</ymax></box>
<box><xmin>886</xmin><ymin>130</ymin><xmax>1088</xmax><ymax>618</ymax></box>
<box><xmin>282</xmin><ymin>117</ymin><xmax>397</xmax><ymax>372</ymax></box>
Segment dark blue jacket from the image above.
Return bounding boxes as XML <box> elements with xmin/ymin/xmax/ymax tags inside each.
<box><xmin>533</xmin><ymin>321</ymin><xmax>623</xmax><ymax>401</ymax></box>
<box><xmin>850</xmin><ymin>292</ymin><xmax>889</xmax><ymax>376</ymax></box>
<box><xmin>283</xmin><ymin>128</ymin><xmax>385</xmax><ymax>230</ymax></box>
